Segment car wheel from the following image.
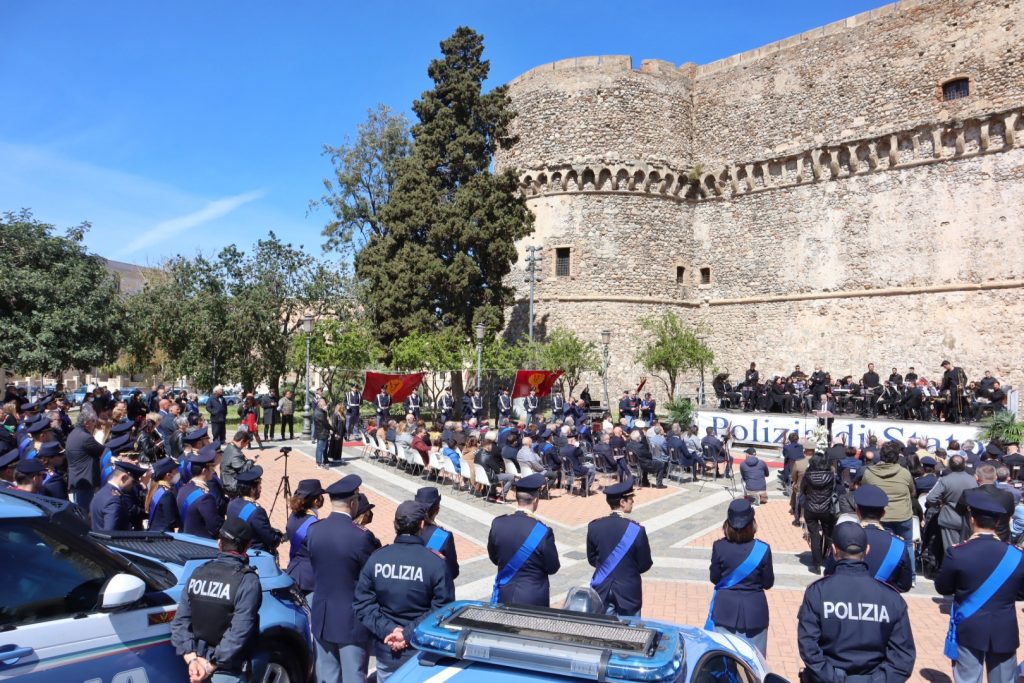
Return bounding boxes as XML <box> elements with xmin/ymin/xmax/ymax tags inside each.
<box><xmin>259</xmin><ymin>644</ymin><xmax>302</xmax><ymax>683</ymax></box>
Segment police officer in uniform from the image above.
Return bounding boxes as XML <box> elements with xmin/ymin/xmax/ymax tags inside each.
<box><xmin>935</xmin><ymin>490</ymin><xmax>1024</xmax><ymax>682</ymax></box>
<box><xmin>403</xmin><ymin>391</ymin><xmax>422</xmax><ymax>420</ymax></box>
<box><xmin>414</xmin><ymin>486</ymin><xmax>459</xmax><ymax>579</ymax></box>
<box><xmin>354</xmin><ymin>501</ymin><xmax>455</xmax><ymax>681</ymax></box>
<box><xmin>470</xmin><ymin>390</ymin><xmax>484</xmax><ymax>421</ymax></box>
<box><xmin>524</xmin><ymin>389</ymin><xmax>540</xmax><ymax>424</ymax></box>
<box><xmin>306</xmin><ymin>474</ymin><xmax>381</xmax><ymax>683</ymax></box>
<box><xmin>497</xmin><ymin>388</ymin><xmax>512</xmax><ymax>423</ymax></box>
<box><xmin>285</xmin><ymin>479</ymin><xmax>324</xmax><ymax>596</ymax></box>
<box><xmin>824</xmin><ymin>485</ymin><xmax>913</xmax><ymax>592</ymax></box>
<box><xmin>797</xmin><ymin>522</ymin><xmax>916</xmax><ymax>682</ymax></box>
<box><xmin>376</xmin><ymin>387</ymin><xmax>392</xmax><ymax>426</ymax></box>
<box><xmin>487</xmin><ymin>473</ymin><xmax>560</xmax><ymax>606</ymax></box>
<box><xmin>586</xmin><ymin>479</ymin><xmax>652</xmax><ymax>616</ymax></box>
<box><xmin>171</xmin><ymin>517</ymin><xmax>262</xmax><ymax>683</ymax></box>
<box><xmin>552</xmin><ymin>391</ymin><xmax>565</xmax><ymax>418</ymax></box>
<box><xmin>14</xmin><ymin>459</ymin><xmax>46</xmax><ymax>493</ymax></box>
<box><xmin>90</xmin><ymin>460</ymin><xmax>147</xmax><ymax>532</ymax></box>
<box><xmin>147</xmin><ymin>458</ymin><xmax>181</xmax><ymax>532</ymax></box>
<box><xmin>177</xmin><ymin>447</ymin><xmax>225</xmax><ymax>539</ymax></box>
<box><xmin>36</xmin><ymin>441</ymin><xmax>69</xmax><ymax>499</ymax></box>
<box><xmin>345</xmin><ymin>385</ymin><xmax>362</xmax><ymax>437</ymax></box>
<box><xmin>437</xmin><ymin>386</ymin><xmax>455</xmax><ymax>424</ymax></box>
<box><xmin>227</xmin><ymin>466</ymin><xmax>283</xmax><ymax>555</ymax></box>
<box><xmin>0</xmin><ymin>448</ymin><xmax>18</xmax><ymax>488</ymax></box>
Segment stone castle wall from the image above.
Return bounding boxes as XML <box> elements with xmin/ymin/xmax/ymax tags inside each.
<box><xmin>496</xmin><ymin>0</ymin><xmax>1024</xmax><ymax>408</ymax></box>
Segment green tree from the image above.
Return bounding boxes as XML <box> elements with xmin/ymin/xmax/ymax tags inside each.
<box><xmin>314</xmin><ymin>104</ymin><xmax>412</xmax><ymax>256</ymax></box>
<box><xmin>535</xmin><ymin>328</ymin><xmax>600</xmax><ymax>396</ymax></box>
<box><xmin>635</xmin><ymin>312</ymin><xmax>714</xmax><ymax>399</ymax></box>
<box><xmin>354</xmin><ymin>27</ymin><xmax>534</xmax><ymax>350</ymax></box>
<box><xmin>288</xmin><ymin>318</ymin><xmax>384</xmax><ymax>403</ymax></box>
<box><xmin>389</xmin><ymin>329</ymin><xmax>465</xmax><ymax>413</ymax></box>
<box><xmin>0</xmin><ymin>210</ymin><xmax>126</xmax><ymax>375</ymax></box>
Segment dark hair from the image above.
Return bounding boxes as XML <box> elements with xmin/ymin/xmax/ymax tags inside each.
<box><xmin>971</xmin><ymin>512</ymin><xmax>999</xmax><ymax>530</ymax></box>
<box><xmin>948</xmin><ymin>441</ymin><xmax>960</xmax><ymax>452</ymax></box>
<box><xmin>949</xmin><ymin>454</ymin><xmax>966</xmax><ymax>472</ymax></box>
<box><xmin>289</xmin><ymin>494</ymin><xmax>319</xmax><ymax>516</ymax></box>
<box><xmin>845</xmin><ymin>447</ymin><xmax>858</xmax><ymax>459</ymax></box>
<box><xmin>879</xmin><ymin>441</ymin><xmax>902</xmax><ymax>464</ymax></box>
<box><xmin>221</xmin><ymin>536</ymin><xmax>247</xmax><ymax>553</ymax></box>
<box><xmin>189</xmin><ymin>461</ymin><xmax>207</xmax><ymax>477</ymax></box>
<box><xmin>723</xmin><ymin>520</ymin><xmax>757</xmax><ymax>543</ymax></box>
<box><xmin>235</xmin><ymin>480</ymin><xmax>257</xmax><ymax>498</ymax></box>
<box><xmin>394</xmin><ymin>517</ymin><xmax>421</xmax><ymax>536</ymax></box>
<box><xmin>506</xmin><ymin>433</ymin><xmax>518</xmax><ymax>445</ymax></box>
<box><xmin>516</xmin><ymin>491</ymin><xmax>538</xmax><ymax>506</ymax></box>
<box><xmin>788</xmin><ymin>432</ymin><xmax>799</xmax><ymax>443</ymax></box>
<box><xmin>808</xmin><ymin>454</ymin><xmax>831</xmax><ymax>472</ymax></box>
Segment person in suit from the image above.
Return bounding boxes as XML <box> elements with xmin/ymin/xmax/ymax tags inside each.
<box><xmin>708</xmin><ymin>499</ymin><xmax>774</xmax><ymax>655</ymax></box>
<box><xmin>487</xmin><ymin>473</ymin><xmax>560</xmax><ymax>606</ymax></box>
<box><xmin>66</xmin><ymin>405</ymin><xmax>105</xmax><ymax>509</ymax></box>
<box><xmin>226</xmin><ymin>466</ymin><xmax>283</xmax><ymax>555</ymax></box>
<box><xmin>206</xmin><ymin>386</ymin><xmax>228</xmax><ymax>444</ymax></box>
<box><xmin>701</xmin><ymin>427</ymin><xmax>727</xmax><ymax>477</ymax></box>
<box><xmin>926</xmin><ymin>454</ymin><xmax>979</xmax><ymax>550</ymax></box>
<box><xmin>958</xmin><ymin>464</ymin><xmax>1016</xmax><ymax>542</ymax></box>
<box><xmin>260</xmin><ymin>390</ymin><xmax>279</xmax><ymax>441</ymax></box>
<box><xmin>306</xmin><ymin>475</ymin><xmax>381</xmax><ymax>683</ymax></box>
<box><xmin>176</xmin><ymin>446</ymin><xmax>224</xmax><ymax>539</ymax></box>
<box><xmin>586</xmin><ymin>480</ymin><xmax>652</xmax><ymax>616</ymax></box>
<box><xmin>146</xmin><ymin>458</ymin><xmax>181</xmax><ymax>532</ymax></box>
<box><xmin>415</xmin><ymin>486</ymin><xmax>460</xmax><ymax>580</ymax></box>
<box><xmin>90</xmin><ymin>460</ymin><xmax>147</xmax><ymax>532</ymax></box>
<box><xmin>936</xmin><ymin>491</ymin><xmax>1024</xmax><ymax>682</ymax></box>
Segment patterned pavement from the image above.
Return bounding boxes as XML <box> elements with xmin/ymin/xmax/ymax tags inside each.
<box><xmin>245</xmin><ymin>437</ymin><xmax>1024</xmax><ymax>682</ymax></box>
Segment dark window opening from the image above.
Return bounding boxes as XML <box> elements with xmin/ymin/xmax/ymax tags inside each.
<box><xmin>700</xmin><ymin>267</ymin><xmax>711</xmax><ymax>284</ymax></box>
<box><xmin>943</xmin><ymin>78</ymin><xmax>970</xmax><ymax>101</ymax></box>
<box><xmin>676</xmin><ymin>266</ymin><xmax>686</xmax><ymax>283</ymax></box>
<box><xmin>555</xmin><ymin>248</ymin><xmax>570</xmax><ymax>277</ymax></box>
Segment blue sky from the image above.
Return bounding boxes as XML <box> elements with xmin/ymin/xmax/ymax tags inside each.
<box><xmin>0</xmin><ymin>0</ymin><xmax>889</xmax><ymax>265</ymax></box>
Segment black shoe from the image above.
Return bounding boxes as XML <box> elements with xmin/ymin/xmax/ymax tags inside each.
<box><xmin>792</xmin><ymin>520</ymin><xmax>802</xmax><ymax>527</ymax></box>
<box><xmin>811</xmin><ymin>565</ymin><xmax>822</xmax><ymax>575</ymax></box>
<box><xmin>654</xmin><ymin>483</ymin><xmax>667</xmax><ymax>489</ymax></box>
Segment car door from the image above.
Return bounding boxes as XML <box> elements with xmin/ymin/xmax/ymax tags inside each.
<box><xmin>0</xmin><ymin>517</ymin><xmax>186</xmax><ymax>683</ymax></box>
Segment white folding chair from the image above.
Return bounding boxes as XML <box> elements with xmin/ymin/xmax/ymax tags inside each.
<box><xmin>426</xmin><ymin>448</ymin><xmax>443</xmax><ymax>482</ymax></box>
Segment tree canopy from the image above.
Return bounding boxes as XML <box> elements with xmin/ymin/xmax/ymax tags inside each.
<box><xmin>288</xmin><ymin>318</ymin><xmax>384</xmax><ymax>403</ymax></box>
<box><xmin>535</xmin><ymin>328</ymin><xmax>600</xmax><ymax>396</ymax></box>
<box><xmin>635</xmin><ymin>312</ymin><xmax>714</xmax><ymax>399</ymax></box>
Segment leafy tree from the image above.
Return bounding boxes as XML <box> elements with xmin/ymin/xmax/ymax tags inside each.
<box><xmin>354</xmin><ymin>27</ymin><xmax>534</xmax><ymax>351</ymax></box>
<box><xmin>314</xmin><ymin>105</ymin><xmax>412</xmax><ymax>256</ymax></box>
<box><xmin>288</xmin><ymin>318</ymin><xmax>384</xmax><ymax>404</ymax></box>
<box><xmin>0</xmin><ymin>210</ymin><xmax>126</xmax><ymax>375</ymax></box>
<box><xmin>635</xmin><ymin>312</ymin><xmax>714</xmax><ymax>399</ymax></box>
<box><xmin>535</xmin><ymin>328</ymin><xmax>600</xmax><ymax>396</ymax></box>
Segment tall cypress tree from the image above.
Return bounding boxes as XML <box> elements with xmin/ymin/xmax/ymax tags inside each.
<box><xmin>356</xmin><ymin>27</ymin><xmax>533</xmax><ymax>348</ymax></box>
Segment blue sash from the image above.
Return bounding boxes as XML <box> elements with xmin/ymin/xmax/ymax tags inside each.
<box><xmin>180</xmin><ymin>489</ymin><xmax>204</xmax><ymax>519</ymax></box>
<box><xmin>591</xmin><ymin>522</ymin><xmax>641</xmax><ymax>588</ymax></box>
<box><xmin>705</xmin><ymin>541</ymin><xmax>768</xmax><ymax>630</ymax></box>
<box><xmin>874</xmin><ymin>536</ymin><xmax>905</xmax><ymax>583</ymax></box>
<box><xmin>289</xmin><ymin>516</ymin><xmax>316</xmax><ymax>560</ymax></box>
<box><xmin>100</xmin><ymin>449</ymin><xmax>114</xmax><ymax>480</ymax></box>
<box><xmin>149</xmin><ymin>487</ymin><xmax>167</xmax><ymax>523</ymax></box>
<box><xmin>491</xmin><ymin>521</ymin><xmax>548</xmax><ymax>604</ymax></box>
<box><xmin>426</xmin><ymin>528</ymin><xmax>449</xmax><ymax>552</ymax></box>
<box><xmin>237</xmin><ymin>502</ymin><xmax>257</xmax><ymax>522</ymax></box>
<box><xmin>945</xmin><ymin>544</ymin><xmax>1021</xmax><ymax>660</ymax></box>
<box><xmin>25</xmin><ymin>447</ymin><xmax>38</xmax><ymax>460</ymax></box>
<box><xmin>18</xmin><ymin>436</ymin><xmax>33</xmax><ymax>457</ymax></box>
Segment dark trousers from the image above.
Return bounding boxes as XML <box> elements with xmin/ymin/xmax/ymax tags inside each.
<box><xmin>804</xmin><ymin>511</ymin><xmax>836</xmax><ymax>568</ymax></box>
<box><xmin>640</xmin><ymin>460</ymin><xmax>668</xmax><ymax>486</ymax></box>
<box><xmin>211</xmin><ymin>420</ymin><xmax>227</xmax><ymax>444</ymax></box>
<box><xmin>280</xmin><ymin>414</ymin><xmax>294</xmax><ymax>439</ymax></box>
<box><xmin>263</xmin><ymin>415</ymin><xmax>276</xmax><ymax>440</ymax></box>
<box><xmin>345</xmin><ymin>410</ymin><xmax>360</xmax><ymax>436</ymax></box>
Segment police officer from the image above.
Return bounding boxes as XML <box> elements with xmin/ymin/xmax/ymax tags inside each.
<box><xmin>497</xmin><ymin>387</ymin><xmax>512</xmax><ymax>423</ymax></box>
<box><xmin>177</xmin><ymin>426</ymin><xmax>211</xmax><ymax>487</ymax></box>
<box><xmin>0</xmin><ymin>448</ymin><xmax>18</xmax><ymax>488</ymax></box>
<box><xmin>403</xmin><ymin>391</ymin><xmax>422</xmax><ymax>420</ymax></box>
<box><xmin>552</xmin><ymin>390</ymin><xmax>565</xmax><ymax>418</ymax></box>
<box><xmin>587</xmin><ymin>479</ymin><xmax>652</xmax><ymax>617</ymax></box>
<box><xmin>285</xmin><ymin>479</ymin><xmax>324</xmax><ymax>595</ymax></box>
<box><xmin>935</xmin><ymin>490</ymin><xmax>1024</xmax><ymax>681</ymax></box>
<box><xmin>344</xmin><ymin>385</ymin><xmax>362</xmax><ymax>437</ymax></box>
<box><xmin>37</xmin><ymin>441</ymin><xmax>68</xmax><ymax>499</ymax></box>
<box><xmin>470</xmin><ymin>390</ymin><xmax>484</xmax><ymax>421</ymax></box>
<box><xmin>376</xmin><ymin>387</ymin><xmax>392</xmax><ymax>426</ymax></box>
<box><xmin>824</xmin><ymin>485</ymin><xmax>913</xmax><ymax>592</ymax></box>
<box><xmin>90</xmin><ymin>460</ymin><xmax>147</xmax><ymax>532</ymax></box>
<box><xmin>797</xmin><ymin>522</ymin><xmax>916</xmax><ymax>682</ymax></box>
<box><xmin>354</xmin><ymin>501</ymin><xmax>455</xmax><ymax>681</ymax></box>
<box><xmin>14</xmin><ymin>458</ymin><xmax>46</xmax><ymax>493</ymax></box>
<box><xmin>487</xmin><ymin>473</ymin><xmax>560</xmax><ymax>606</ymax></box>
<box><xmin>227</xmin><ymin>466</ymin><xmax>283</xmax><ymax>555</ymax></box>
<box><xmin>171</xmin><ymin>517</ymin><xmax>262</xmax><ymax>683</ymax></box>
<box><xmin>306</xmin><ymin>474</ymin><xmax>381</xmax><ymax>683</ymax></box>
<box><xmin>414</xmin><ymin>486</ymin><xmax>460</xmax><ymax>579</ymax></box>
<box><xmin>437</xmin><ymin>386</ymin><xmax>454</xmax><ymax>424</ymax></box>
<box><xmin>147</xmin><ymin>458</ymin><xmax>181</xmax><ymax>532</ymax></box>
<box><xmin>524</xmin><ymin>389</ymin><xmax>539</xmax><ymax>424</ymax></box>
<box><xmin>177</xmin><ymin>446</ymin><xmax>224</xmax><ymax>539</ymax></box>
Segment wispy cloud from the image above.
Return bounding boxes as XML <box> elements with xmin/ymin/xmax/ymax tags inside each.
<box><xmin>120</xmin><ymin>189</ymin><xmax>265</xmax><ymax>256</ymax></box>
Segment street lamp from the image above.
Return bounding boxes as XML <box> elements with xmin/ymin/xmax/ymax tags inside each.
<box><xmin>475</xmin><ymin>323</ymin><xmax>485</xmax><ymax>390</ymax></box>
<box><xmin>600</xmin><ymin>330</ymin><xmax>611</xmax><ymax>414</ymax></box>
<box><xmin>301</xmin><ymin>314</ymin><xmax>313</xmax><ymax>439</ymax></box>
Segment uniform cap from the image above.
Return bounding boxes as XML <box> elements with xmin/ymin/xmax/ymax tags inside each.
<box><xmin>26</xmin><ymin>416</ymin><xmax>52</xmax><ymax>434</ymax></box>
<box><xmin>514</xmin><ymin>473</ymin><xmax>547</xmax><ymax>492</ymax></box>
<box><xmin>105</xmin><ymin>433</ymin><xmax>134</xmax><ymax>454</ymax></box>
<box><xmin>110</xmin><ymin>421</ymin><xmax>134</xmax><ymax>436</ymax></box>
<box><xmin>832</xmin><ymin>521</ymin><xmax>867</xmax><ymax>553</ymax></box>
<box><xmin>964</xmin><ymin>490</ymin><xmax>1009</xmax><ymax>517</ymax></box>
<box><xmin>355</xmin><ymin>493</ymin><xmax>375</xmax><ymax>517</ymax></box>
<box><xmin>603</xmin><ymin>479</ymin><xmax>635</xmax><ymax>499</ymax></box>
<box><xmin>112</xmin><ymin>460</ymin><xmax>147</xmax><ymax>479</ymax></box>
<box><xmin>183</xmin><ymin>427</ymin><xmax>209</xmax><ymax>444</ymax></box>
<box><xmin>853</xmin><ymin>484</ymin><xmax>888</xmax><ymax>509</ymax></box>
<box><xmin>726</xmin><ymin>499</ymin><xmax>755</xmax><ymax>529</ymax></box>
<box><xmin>395</xmin><ymin>500</ymin><xmax>425</xmax><ymax>526</ymax></box>
<box><xmin>0</xmin><ymin>449</ymin><xmax>18</xmax><ymax>469</ymax></box>
<box><xmin>219</xmin><ymin>517</ymin><xmax>253</xmax><ymax>545</ymax></box>
<box><xmin>414</xmin><ymin>486</ymin><xmax>441</xmax><ymax>507</ymax></box>
<box><xmin>985</xmin><ymin>442</ymin><xmax>1004</xmax><ymax>457</ymax></box>
<box><xmin>189</xmin><ymin>445</ymin><xmax>217</xmax><ymax>465</ymax></box>
<box><xmin>38</xmin><ymin>395</ymin><xmax>54</xmax><ymax>408</ymax></box>
<box><xmin>294</xmin><ymin>479</ymin><xmax>324</xmax><ymax>499</ymax></box>
<box><xmin>151</xmin><ymin>458</ymin><xmax>177</xmax><ymax>479</ymax></box>
<box><xmin>325</xmin><ymin>474</ymin><xmax>361</xmax><ymax>499</ymax></box>
<box><xmin>16</xmin><ymin>459</ymin><xmax>45</xmax><ymax>475</ymax></box>
<box><xmin>236</xmin><ymin>465</ymin><xmax>264</xmax><ymax>484</ymax></box>
<box><xmin>920</xmin><ymin>456</ymin><xmax>937</xmax><ymax>467</ymax></box>
<box><xmin>21</xmin><ymin>402</ymin><xmax>39</xmax><ymax>412</ymax></box>
<box><xmin>36</xmin><ymin>442</ymin><xmax>63</xmax><ymax>459</ymax></box>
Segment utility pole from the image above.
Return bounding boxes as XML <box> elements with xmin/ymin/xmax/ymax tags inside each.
<box><xmin>525</xmin><ymin>245</ymin><xmax>542</xmax><ymax>346</ymax></box>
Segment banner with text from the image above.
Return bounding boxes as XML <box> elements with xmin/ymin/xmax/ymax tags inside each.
<box><xmin>361</xmin><ymin>372</ymin><xmax>426</xmax><ymax>403</ymax></box>
<box><xmin>697</xmin><ymin>409</ymin><xmax>980</xmax><ymax>450</ymax></box>
<box><xmin>511</xmin><ymin>369</ymin><xmax>565</xmax><ymax>399</ymax></box>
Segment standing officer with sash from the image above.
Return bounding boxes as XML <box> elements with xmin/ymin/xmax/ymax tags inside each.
<box><xmin>706</xmin><ymin>499</ymin><xmax>773</xmax><ymax>655</ymax></box>
<box><xmin>375</xmin><ymin>387</ymin><xmax>392</xmax><ymax>427</ymax></box>
<box><xmin>551</xmin><ymin>391</ymin><xmax>565</xmax><ymax>419</ymax></box>
<box><xmin>147</xmin><ymin>458</ymin><xmax>181</xmax><ymax>532</ymax></box>
<box><xmin>824</xmin><ymin>485</ymin><xmax>912</xmax><ymax>592</ymax></box>
<box><xmin>415</xmin><ymin>486</ymin><xmax>460</xmax><ymax>580</ymax></box>
<box><xmin>403</xmin><ymin>391</ymin><xmax>422</xmax><ymax>420</ymax></box>
<box><xmin>37</xmin><ymin>441</ymin><xmax>69</xmax><ymax>500</ymax></box>
<box><xmin>226</xmin><ymin>466</ymin><xmax>283</xmax><ymax>556</ymax></box>
<box><xmin>936</xmin><ymin>490</ymin><xmax>1024</xmax><ymax>682</ymax></box>
<box><xmin>587</xmin><ymin>480</ymin><xmax>652</xmax><ymax>616</ymax></box>
<box><xmin>90</xmin><ymin>460</ymin><xmax>147</xmax><ymax>532</ymax></box>
<box><xmin>798</xmin><ymin>522</ymin><xmax>915</xmax><ymax>683</ymax></box>
<box><xmin>437</xmin><ymin>386</ymin><xmax>455</xmax><ymax>424</ymax></box>
<box><xmin>497</xmin><ymin>388</ymin><xmax>512</xmax><ymax>423</ymax></box>
<box><xmin>524</xmin><ymin>389</ymin><xmax>540</xmax><ymax>424</ymax></box>
<box><xmin>345</xmin><ymin>385</ymin><xmax>362</xmax><ymax>437</ymax></box>
<box><xmin>487</xmin><ymin>473</ymin><xmax>560</xmax><ymax>606</ymax></box>
<box><xmin>285</xmin><ymin>479</ymin><xmax>324</xmax><ymax>596</ymax></box>
<box><xmin>177</xmin><ymin>447</ymin><xmax>224</xmax><ymax>539</ymax></box>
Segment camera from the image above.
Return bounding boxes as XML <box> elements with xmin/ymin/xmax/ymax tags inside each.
<box><xmin>280</xmin><ymin>446</ymin><xmax>292</xmax><ymax>454</ymax></box>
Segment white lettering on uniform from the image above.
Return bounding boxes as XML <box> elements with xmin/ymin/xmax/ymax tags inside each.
<box><xmin>822</xmin><ymin>602</ymin><xmax>890</xmax><ymax>623</ymax></box>
<box><xmin>112</xmin><ymin>668</ymin><xmax>151</xmax><ymax>683</ymax></box>
<box><xmin>188</xmin><ymin>578</ymin><xmax>232</xmax><ymax>599</ymax></box>
<box><xmin>374</xmin><ymin>563</ymin><xmax>424</xmax><ymax>582</ymax></box>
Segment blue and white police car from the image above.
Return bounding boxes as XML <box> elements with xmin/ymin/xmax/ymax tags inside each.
<box><xmin>0</xmin><ymin>489</ymin><xmax>313</xmax><ymax>683</ymax></box>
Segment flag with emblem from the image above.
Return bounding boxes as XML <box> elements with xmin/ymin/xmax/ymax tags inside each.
<box><xmin>511</xmin><ymin>369</ymin><xmax>565</xmax><ymax>398</ymax></box>
<box><xmin>361</xmin><ymin>372</ymin><xmax>427</xmax><ymax>403</ymax></box>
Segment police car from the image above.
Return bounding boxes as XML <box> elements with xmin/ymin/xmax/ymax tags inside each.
<box><xmin>389</xmin><ymin>595</ymin><xmax>791</xmax><ymax>683</ymax></box>
<box><xmin>0</xmin><ymin>489</ymin><xmax>313</xmax><ymax>683</ymax></box>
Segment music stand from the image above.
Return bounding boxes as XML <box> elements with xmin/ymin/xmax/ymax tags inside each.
<box><xmin>269</xmin><ymin>448</ymin><xmax>294</xmax><ymax>516</ymax></box>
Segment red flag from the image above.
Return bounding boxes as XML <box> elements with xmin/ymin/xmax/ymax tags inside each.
<box><xmin>361</xmin><ymin>372</ymin><xmax>426</xmax><ymax>403</ymax></box>
<box><xmin>511</xmin><ymin>369</ymin><xmax>565</xmax><ymax>399</ymax></box>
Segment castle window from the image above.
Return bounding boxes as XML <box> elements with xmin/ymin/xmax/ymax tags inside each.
<box><xmin>700</xmin><ymin>267</ymin><xmax>711</xmax><ymax>285</ymax></box>
<box><xmin>555</xmin><ymin>248</ymin><xmax>571</xmax><ymax>277</ymax></box>
<box><xmin>676</xmin><ymin>266</ymin><xmax>686</xmax><ymax>283</ymax></box>
<box><xmin>942</xmin><ymin>78</ymin><xmax>970</xmax><ymax>101</ymax></box>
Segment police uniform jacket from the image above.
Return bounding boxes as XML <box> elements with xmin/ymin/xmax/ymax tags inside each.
<box><xmin>177</xmin><ymin>481</ymin><xmax>223</xmax><ymax>539</ymax></box>
<box><xmin>285</xmin><ymin>512</ymin><xmax>318</xmax><ymax>593</ymax></box>
<box><xmin>420</xmin><ymin>522</ymin><xmax>460</xmax><ymax>579</ymax></box>
<box><xmin>40</xmin><ymin>469</ymin><xmax>68</xmax><ymax>500</ymax></box>
<box><xmin>353</xmin><ymin>535</ymin><xmax>454</xmax><ymax>650</ymax></box>
<box><xmin>586</xmin><ymin>512</ymin><xmax>652</xmax><ymax>614</ymax></box>
<box><xmin>307</xmin><ymin>510</ymin><xmax>381</xmax><ymax>645</ymax></box>
<box><xmin>487</xmin><ymin>510</ymin><xmax>560</xmax><ymax>607</ymax></box>
<box><xmin>709</xmin><ymin>539</ymin><xmax>774</xmax><ymax>631</ymax></box>
<box><xmin>90</xmin><ymin>482</ymin><xmax>131</xmax><ymax>532</ymax></box>
<box><xmin>227</xmin><ymin>497</ymin><xmax>281</xmax><ymax>554</ymax></box>
<box><xmin>797</xmin><ymin>560</ymin><xmax>915</xmax><ymax>682</ymax></box>
<box><xmin>149</xmin><ymin>483</ymin><xmax>180</xmax><ymax>532</ymax></box>
<box><xmin>955</xmin><ymin>484</ymin><xmax>1015</xmax><ymax>542</ymax></box>
<box><xmin>934</xmin><ymin>534</ymin><xmax>1024</xmax><ymax>653</ymax></box>
<box><xmin>170</xmin><ymin>551</ymin><xmax>262</xmax><ymax>674</ymax></box>
<box><xmin>66</xmin><ymin>425</ymin><xmax>104</xmax><ymax>490</ymax></box>
<box><xmin>823</xmin><ymin>525</ymin><xmax>912</xmax><ymax>593</ymax></box>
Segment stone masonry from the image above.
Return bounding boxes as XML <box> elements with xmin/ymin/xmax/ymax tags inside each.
<box><xmin>495</xmin><ymin>0</ymin><xmax>1024</xmax><ymax>407</ymax></box>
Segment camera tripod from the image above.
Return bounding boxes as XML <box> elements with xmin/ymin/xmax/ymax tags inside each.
<box><xmin>269</xmin><ymin>448</ymin><xmax>293</xmax><ymax>516</ymax></box>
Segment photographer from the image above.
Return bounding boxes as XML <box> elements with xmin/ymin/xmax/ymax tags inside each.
<box><xmin>220</xmin><ymin>430</ymin><xmax>256</xmax><ymax>495</ymax></box>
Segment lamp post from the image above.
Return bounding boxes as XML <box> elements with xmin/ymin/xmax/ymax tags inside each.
<box><xmin>696</xmin><ymin>333</ymin><xmax>706</xmax><ymax>407</ymax></box>
<box><xmin>600</xmin><ymin>329</ymin><xmax>611</xmax><ymax>414</ymax></box>
<box><xmin>301</xmin><ymin>314</ymin><xmax>313</xmax><ymax>439</ymax></box>
<box><xmin>475</xmin><ymin>323</ymin><xmax>484</xmax><ymax>390</ymax></box>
